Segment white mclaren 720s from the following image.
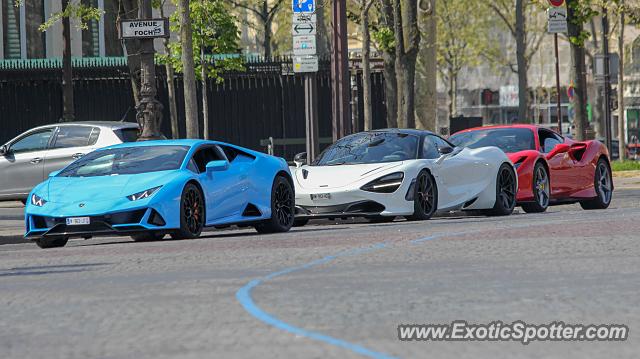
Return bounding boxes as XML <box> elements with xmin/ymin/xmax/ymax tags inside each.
<box><xmin>291</xmin><ymin>129</ymin><xmax>517</xmax><ymax>225</ymax></box>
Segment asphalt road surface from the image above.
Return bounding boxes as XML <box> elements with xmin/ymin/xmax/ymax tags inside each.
<box><xmin>1</xmin><ymin>189</ymin><xmax>639</xmax><ymax>359</ymax></box>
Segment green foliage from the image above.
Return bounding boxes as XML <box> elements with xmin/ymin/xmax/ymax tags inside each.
<box><xmin>372</xmin><ymin>26</ymin><xmax>395</xmax><ymax>53</ymax></box>
<box><xmin>159</xmin><ymin>0</ymin><xmax>243</xmax><ymax>82</ymax></box>
<box><xmin>14</xmin><ymin>0</ymin><xmax>103</xmax><ymax>32</ymax></box>
<box><xmin>611</xmin><ymin>160</ymin><xmax>640</xmax><ymax>171</ymax></box>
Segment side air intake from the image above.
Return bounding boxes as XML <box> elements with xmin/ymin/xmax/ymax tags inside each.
<box><xmin>242</xmin><ymin>203</ymin><xmax>262</xmax><ymax>217</ymax></box>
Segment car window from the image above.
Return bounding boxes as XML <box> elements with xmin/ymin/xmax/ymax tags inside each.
<box><xmin>422</xmin><ymin>136</ymin><xmax>440</xmax><ymax>159</ymax></box>
<box><xmin>114</xmin><ymin>128</ymin><xmax>139</xmax><ymax>142</ymax></box>
<box><xmin>191</xmin><ymin>146</ymin><xmax>226</xmax><ymax>173</ymax></box>
<box><xmin>538</xmin><ymin>129</ymin><xmax>563</xmax><ymax>153</ymax></box>
<box><xmin>449</xmin><ymin>128</ymin><xmax>535</xmax><ymax>153</ymax></box>
<box><xmin>10</xmin><ymin>129</ymin><xmax>54</xmax><ymax>154</ymax></box>
<box><xmin>187</xmin><ymin>158</ymin><xmax>199</xmax><ymax>173</ymax></box>
<box><xmin>53</xmin><ymin>126</ymin><xmax>96</xmax><ymax>148</ymax></box>
<box><xmin>312</xmin><ymin>132</ymin><xmax>419</xmax><ymax>166</ymax></box>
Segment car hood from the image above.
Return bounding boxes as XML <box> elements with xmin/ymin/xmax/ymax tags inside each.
<box><xmin>42</xmin><ymin>170</ymin><xmax>179</xmax><ymax>203</ymax></box>
<box><xmin>294</xmin><ymin>162</ymin><xmax>404</xmax><ymax>189</ymax></box>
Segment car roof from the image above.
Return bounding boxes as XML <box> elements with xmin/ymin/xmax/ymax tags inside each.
<box><xmin>368</xmin><ymin>128</ymin><xmax>436</xmax><ymax>136</ymax></box>
<box><xmin>452</xmin><ymin>124</ymin><xmax>543</xmax><ymax>135</ymax></box>
<box><xmin>32</xmin><ymin>121</ymin><xmax>139</xmax><ymax>131</ymax></box>
<box><xmin>101</xmin><ymin>139</ymin><xmax>214</xmax><ymax>150</ymax></box>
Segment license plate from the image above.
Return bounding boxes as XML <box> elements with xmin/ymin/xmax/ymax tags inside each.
<box><xmin>66</xmin><ymin>217</ymin><xmax>90</xmax><ymax>226</ymax></box>
<box><xmin>310</xmin><ymin>193</ymin><xmax>331</xmax><ymax>200</ymax></box>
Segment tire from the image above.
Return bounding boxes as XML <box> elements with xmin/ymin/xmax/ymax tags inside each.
<box><xmin>131</xmin><ymin>232</ymin><xmax>165</xmax><ymax>242</ymax></box>
<box><xmin>255</xmin><ymin>176</ymin><xmax>294</xmax><ymax>234</ymax></box>
<box><xmin>521</xmin><ymin>162</ymin><xmax>550</xmax><ymax>213</ymax></box>
<box><xmin>35</xmin><ymin>236</ymin><xmax>68</xmax><ymax>249</ymax></box>
<box><xmin>171</xmin><ymin>183</ymin><xmax>204</xmax><ymax>240</ymax></box>
<box><xmin>580</xmin><ymin>158</ymin><xmax>613</xmax><ymax>210</ymax></box>
<box><xmin>406</xmin><ymin>170</ymin><xmax>437</xmax><ymax>221</ymax></box>
<box><xmin>293</xmin><ymin>218</ymin><xmax>309</xmax><ymax>227</ymax></box>
<box><xmin>367</xmin><ymin>216</ymin><xmax>396</xmax><ymax>223</ymax></box>
<box><xmin>486</xmin><ymin>163</ymin><xmax>517</xmax><ymax>216</ymax></box>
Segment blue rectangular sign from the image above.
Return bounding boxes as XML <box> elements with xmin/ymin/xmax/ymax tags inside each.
<box><xmin>292</xmin><ymin>0</ymin><xmax>315</xmax><ymax>13</ymax></box>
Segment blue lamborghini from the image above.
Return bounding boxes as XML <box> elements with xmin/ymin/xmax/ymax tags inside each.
<box><xmin>24</xmin><ymin>139</ymin><xmax>295</xmax><ymax>248</ymax></box>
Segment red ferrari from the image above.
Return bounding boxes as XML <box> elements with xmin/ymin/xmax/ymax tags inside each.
<box><xmin>449</xmin><ymin>125</ymin><xmax>613</xmax><ymax>213</ymax></box>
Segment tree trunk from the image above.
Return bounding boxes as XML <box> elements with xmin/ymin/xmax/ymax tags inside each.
<box><xmin>448</xmin><ymin>71</ymin><xmax>458</xmax><ymax>118</ymax></box>
<box><xmin>379</xmin><ymin>0</ymin><xmax>397</xmax><ymax>128</ymax></box>
<box><xmin>515</xmin><ymin>0</ymin><xmax>528</xmax><ymax>123</ymax></box>
<box><xmin>567</xmin><ymin>0</ymin><xmax>588</xmax><ymax>140</ymax></box>
<box><xmin>589</xmin><ymin>18</ymin><xmax>604</xmax><ymax>137</ymax></box>
<box><xmin>415</xmin><ymin>0</ymin><xmax>437</xmax><ymax>132</ymax></box>
<box><xmin>201</xmin><ymin>45</ymin><xmax>210</xmax><ymax>140</ymax></box>
<box><xmin>61</xmin><ymin>0</ymin><xmax>74</xmax><ymax>122</ymax></box>
<box><xmin>262</xmin><ymin>1</ymin><xmax>271</xmax><ymax>58</ymax></box>
<box><xmin>179</xmin><ymin>0</ymin><xmax>199</xmax><ymax>139</ymax></box>
<box><xmin>120</xmin><ymin>0</ymin><xmax>141</xmax><ymax>106</ymax></box>
<box><xmin>315</xmin><ymin>0</ymin><xmax>331</xmax><ymax>57</ymax></box>
<box><xmin>361</xmin><ymin>4</ymin><xmax>373</xmax><ymax>131</ymax></box>
<box><xmin>618</xmin><ymin>4</ymin><xmax>626</xmax><ymax>160</ymax></box>
<box><xmin>392</xmin><ymin>0</ymin><xmax>420</xmax><ymax>129</ymax></box>
<box><xmin>160</xmin><ymin>5</ymin><xmax>179</xmax><ymax>139</ymax></box>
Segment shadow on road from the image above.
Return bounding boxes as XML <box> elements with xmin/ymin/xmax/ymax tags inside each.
<box><xmin>0</xmin><ymin>262</ymin><xmax>111</xmax><ymax>277</ymax></box>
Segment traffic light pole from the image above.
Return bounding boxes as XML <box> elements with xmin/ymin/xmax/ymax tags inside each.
<box><xmin>331</xmin><ymin>0</ymin><xmax>351</xmax><ymax>141</ymax></box>
<box><xmin>602</xmin><ymin>7</ymin><xmax>613</xmax><ymax>155</ymax></box>
<box><xmin>554</xmin><ymin>33</ymin><xmax>562</xmax><ymax>134</ymax></box>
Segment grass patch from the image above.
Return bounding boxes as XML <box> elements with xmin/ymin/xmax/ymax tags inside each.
<box><xmin>611</xmin><ymin>161</ymin><xmax>640</xmax><ymax>172</ymax></box>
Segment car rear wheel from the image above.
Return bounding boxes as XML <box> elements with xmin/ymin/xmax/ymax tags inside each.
<box><xmin>407</xmin><ymin>170</ymin><xmax>437</xmax><ymax>221</ymax></box>
<box><xmin>131</xmin><ymin>232</ymin><xmax>165</xmax><ymax>242</ymax></box>
<box><xmin>580</xmin><ymin>158</ymin><xmax>612</xmax><ymax>210</ymax></box>
<box><xmin>171</xmin><ymin>183</ymin><xmax>204</xmax><ymax>240</ymax></box>
<box><xmin>486</xmin><ymin>163</ymin><xmax>517</xmax><ymax>216</ymax></box>
<box><xmin>255</xmin><ymin>176</ymin><xmax>294</xmax><ymax>234</ymax></box>
<box><xmin>521</xmin><ymin>162</ymin><xmax>550</xmax><ymax>213</ymax></box>
<box><xmin>35</xmin><ymin>236</ymin><xmax>68</xmax><ymax>249</ymax></box>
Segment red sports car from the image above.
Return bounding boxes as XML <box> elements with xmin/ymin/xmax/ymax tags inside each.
<box><xmin>449</xmin><ymin>125</ymin><xmax>613</xmax><ymax>213</ymax></box>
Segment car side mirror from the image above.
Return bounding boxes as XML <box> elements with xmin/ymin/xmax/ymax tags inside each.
<box><xmin>206</xmin><ymin>160</ymin><xmax>229</xmax><ymax>172</ymax></box>
<box><xmin>294</xmin><ymin>152</ymin><xmax>307</xmax><ymax>167</ymax></box>
<box><xmin>49</xmin><ymin>170</ymin><xmax>61</xmax><ymax>178</ymax></box>
<box><xmin>0</xmin><ymin>145</ymin><xmax>8</xmax><ymax>156</ymax></box>
<box><xmin>546</xmin><ymin>143</ymin><xmax>571</xmax><ymax>159</ymax></box>
<box><xmin>438</xmin><ymin>146</ymin><xmax>454</xmax><ymax>155</ymax></box>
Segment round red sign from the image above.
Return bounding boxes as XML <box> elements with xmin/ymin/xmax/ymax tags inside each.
<box><xmin>549</xmin><ymin>0</ymin><xmax>564</xmax><ymax>6</ymax></box>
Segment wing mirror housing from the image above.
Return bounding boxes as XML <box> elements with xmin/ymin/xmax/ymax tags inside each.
<box><xmin>294</xmin><ymin>152</ymin><xmax>307</xmax><ymax>167</ymax></box>
<box><xmin>438</xmin><ymin>146</ymin><xmax>454</xmax><ymax>155</ymax></box>
<box><xmin>48</xmin><ymin>170</ymin><xmax>61</xmax><ymax>178</ymax></box>
<box><xmin>546</xmin><ymin>143</ymin><xmax>571</xmax><ymax>159</ymax></box>
<box><xmin>206</xmin><ymin>160</ymin><xmax>229</xmax><ymax>172</ymax></box>
<box><xmin>0</xmin><ymin>145</ymin><xmax>8</xmax><ymax>156</ymax></box>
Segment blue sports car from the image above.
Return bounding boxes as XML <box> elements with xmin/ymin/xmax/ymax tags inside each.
<box><xmin>25</xmin><ymin>139</ymin><xmax>295</xmax><ymax>248</ymax></box>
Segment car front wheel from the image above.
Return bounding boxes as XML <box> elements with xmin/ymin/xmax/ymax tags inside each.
<box><xmin>521</xmin><ymin>162</ymin><xmax>550</xmax><ymax>213</ymax></box>
<box><xmin>406</xmin><ymin>170</ymin><xmax>437</xmax><ymax>221</ymax></box>
<box><xmin>171</xmin><ymin>183</ymin><xmax>204</xmax><ymax>240</ymax></box>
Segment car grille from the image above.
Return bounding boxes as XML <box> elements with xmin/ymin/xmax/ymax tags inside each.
<box><xmin>31</xmin><ymin>209</ymin><xmax>147</xmax><ymax>230</ymax></box>
<box><xmin>297</xmin><ymin>201</ymin><xmax>385</xmax><ymax>215</ymax></box>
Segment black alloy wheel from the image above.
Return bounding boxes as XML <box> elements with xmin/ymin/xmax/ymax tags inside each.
<box><xmin>521</xmin><ymin>162</ymin><xmax>550</xmax><ymax>213</ymax></box>
<box><xmin>487</xmin><ymin>163</ymin><xmax>517</xmax><ymax>216</ymax></box>
<box><xmin>172</xmin><ymin>183</ymin><xmax>204</xmax><ymax>239</ymax></box>
<box><xmin>407</xmin><ymin>170</ymin><xmax>437</xmax><ymax>221</ymax></box>
<box><xmin>255</xmin><ymin>176</ymin><xmax>295</xmax><ymax>234</ymax></box>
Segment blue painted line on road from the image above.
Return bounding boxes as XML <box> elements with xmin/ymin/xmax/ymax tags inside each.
<box><xmin>236</xmin><ymin>243</ymin><xmax>397</xmax><ymax>359</ymax></box>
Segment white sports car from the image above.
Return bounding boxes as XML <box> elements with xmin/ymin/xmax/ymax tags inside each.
<box><xmin>291</xmin><ymin>129</ymin><xmax>517</xmax><ymax>224</ymax></box>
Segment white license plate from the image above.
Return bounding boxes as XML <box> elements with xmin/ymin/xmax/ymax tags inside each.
<box><xmin>66</xmin><ymin>217</ymin><xmax>90</xmax><ymax>226</ymax></box>
<box><xmin>310</xmin><ymin>193</ymin><xmax>331</xmax><ymax>200</ymax></box>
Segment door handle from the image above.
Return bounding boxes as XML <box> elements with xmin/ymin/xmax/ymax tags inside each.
<box><xmin>30</xmin><ymin>157</ymin><xmax>42</xmax><ymax>164</ymax></box>
<box><xmin>72</xmin><ymin>153</ymin><xmax>84</xmax><ymax>159</ymax></box>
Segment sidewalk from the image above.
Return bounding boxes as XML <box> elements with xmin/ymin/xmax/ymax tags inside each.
<box><xmin>613</xmin><ymin>170</ymin><xmax>640</xmax><ymax>189</ymax></box>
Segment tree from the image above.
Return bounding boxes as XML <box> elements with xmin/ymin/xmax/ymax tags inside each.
<box><xmin>436</xmin><ymin>0</ymin><xmax>490</xmax><ymax>120</ymax></box>
<box><xmin>20</xmin><ymin>0</ymin><xmax>102</xmax><ymax>121</ymax></box>
<box><xmin>415</xmin><ymin>0</ymin><xmax>437</xmax><ymax>132</ymax></box>
<box><xmin>485</xmin><ymin>0</ymin><xmax>546</xmax><ymax>123</ymax></box>
<box><xmin>351</xmin><ymin>0</ymin><xmax>376</xmax><ymax>130</ymax></box>
<box><xmin>177</xmin><ymin>0</ymin><xmax>199</xmax><ymax>138</ymax></box>
<box><xmin>373</xmin><ymin>0</ymin><xmax>398</xmax><ymax>128</ymax></box>
<box><xmin>230</xmin><ymin>0</ymin><xmax>286</xmax><ymax>58</ymax></box>
<box><xmin>159</xmin><ymin>1</ymin><xmax>180</xmax><ymax>139</ymax></box>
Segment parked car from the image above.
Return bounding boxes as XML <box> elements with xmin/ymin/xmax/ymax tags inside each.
<box><xmin>291</xmin><ymin>129</ymin><xmax>517</xmax><ymax>226</ymax></box>
<box><xmin>25</xmin><ymin>139</ymin><xmax>295</xmax><ymax>248</ymax></box>
<box><xmin>0</xmin><ymin>121</ymin><xmax>139</xmax><ymax>203</ymax></box>
<box><xmin>449</xmin><ymin>125</ymin><xmax>612</xmax><ymax>212</ymax></box>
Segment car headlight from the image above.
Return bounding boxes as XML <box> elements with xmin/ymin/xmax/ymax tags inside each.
<box><xmin>30</xmin><ymin>194</ymin><xmax>47</xmax><ymax>207</ymax></box>
<box><xmin>361</xmin><ymin>172</ymin><xmax>404</xmax><ymax>193</ymax></box>
<box><xmin>127</xmin><ymin>186</ymin><xmax>162</xmax><ymax>201</ymax></box>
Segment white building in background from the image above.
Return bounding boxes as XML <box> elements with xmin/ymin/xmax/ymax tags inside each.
<box><xmin>0</xmin><ymin>0</ymin><xmax>176</xmax><ymax>60</ymax></box>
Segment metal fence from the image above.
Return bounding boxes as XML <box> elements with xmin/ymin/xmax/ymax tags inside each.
<box><xmin>0</xmin><ymin>57</ymin><xmax>387</xmax><ymax>159</ymax></box>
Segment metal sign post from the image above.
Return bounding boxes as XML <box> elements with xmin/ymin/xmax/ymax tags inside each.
<box><xmin>292</xmin><ymin>0</ymin><xmax>319</xmax><ymax>162</ymax></box>
<box><xmin>547</xmin><ymin>1</ymin><xmax>567</xmax><ymax>134</ymax></box>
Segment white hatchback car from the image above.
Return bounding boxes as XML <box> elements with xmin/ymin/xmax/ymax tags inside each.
<box><xmin>0</xmin><ymin>121</ymin><xmax>139</xmax><ymax>202</ymax></box>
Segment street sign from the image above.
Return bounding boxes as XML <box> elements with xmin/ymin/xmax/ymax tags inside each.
<box><xmin>293</xmin><ymin>35</ymin><xmax>317</xmax><ymax>55</ymax></box>
<box><xmin>119</xmin><ymin>18</ymin><xmax>170</xmax><ymax>39</ymax></box>
<box><xmin>292</xmin><ymin>22</ymin><xmax>316</xmax><ymax>35</ymax></box>
<box><xmin>548</xmin><ymin>0</ymin><xmax>565</xmax><ymax>7</ymax></box>
<box><xmin>293</xmin><ymin>13</ymin><xmax>317</xmax><ymax>24</ymax></box>
<box><xmin>292</xmin><ymin>0</ymin><xmax>315</xmax><ymax>13</ymax></box>
<box><xmin>547</xmin><ymin>7</ymin><xmax>567</xmax><ymax>33</ymax></box>
<box><xmin>293</xmin><ymin>55</ymin><xmax>319</xmax><ymax>73</ymax></box>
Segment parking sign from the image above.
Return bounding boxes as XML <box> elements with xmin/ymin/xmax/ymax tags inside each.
<box><xmin>292</xmin><ymin>0</ymin><xmax>315</xmax><ymax>13</ymax></box>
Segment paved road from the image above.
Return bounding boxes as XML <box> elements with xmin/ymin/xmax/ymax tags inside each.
<box><xmin>1</xmin><ymin>189</ymin><xmax>639</xmax><ymax>359</ymax></box>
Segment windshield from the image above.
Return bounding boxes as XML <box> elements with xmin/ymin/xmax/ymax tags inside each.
<box><xmin>57</xmin><ymin>145</ymin><xmax>189</xmax><ymax>177</ymax></box>
<box><xmin>449</xmin><ymin>128</ymin><xmax>535</xmax><ymax>153</ymax></box>
<box><xmin>312</xmin><ymin>132</ymin><xmax>419</xmax><ymax>166</ymax></box>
